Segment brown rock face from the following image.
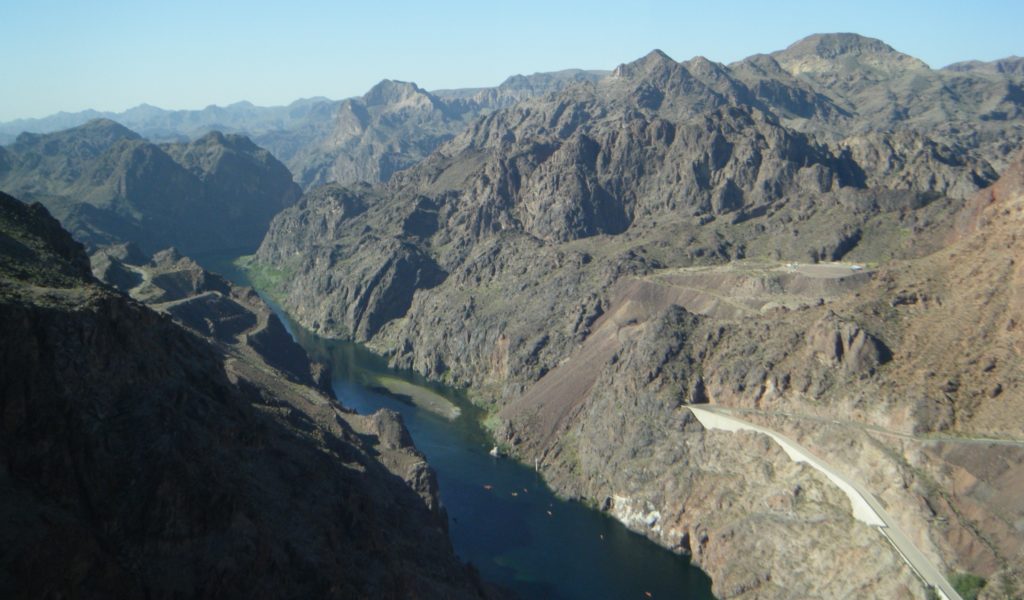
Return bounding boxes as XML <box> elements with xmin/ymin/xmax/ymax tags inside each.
<box><xmin>807</xmin><ymin>311</ymin><xmax>891</xmax><ymax>376</ymax></box>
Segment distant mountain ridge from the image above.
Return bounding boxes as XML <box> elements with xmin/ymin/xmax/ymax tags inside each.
<box><xmin>0</xmin><ymin>69</ymin><xmax>611</xmax><ymax>190</ymax></box>
<box><xmin>0</xmin><ymin>119</ymin><xmax>301</xmax><ymax>256</ymax></box>
<box><xmin>9</xmin><ymin>40</ymin><xmax>1020</xmax><ymax>194</ymax></box>
<box><xmin>944</xmin><ymin>56</ymin><xmax>1024</xmax><ymax>76</ymax></box>
<box><xmin>0</xmin><ymin>70</ymin><xmax>611</xmax><ymax>144</ymax></box>
<box><xmin>0</xmin><ymin>98</ymin><xmax>333</xmax><ymax>145</ymax></box>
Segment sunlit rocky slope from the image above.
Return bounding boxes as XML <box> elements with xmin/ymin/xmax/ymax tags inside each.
<box><xmin>251</xmin><ymin>34</ymin><xmax>1024</xmax><ymax>598</ymax></box>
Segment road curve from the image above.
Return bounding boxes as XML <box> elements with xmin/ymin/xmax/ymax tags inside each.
<box><xmin>688</xmin><ymin>405</ymin><xmax>963</xmax><ymax>600</ymax></box>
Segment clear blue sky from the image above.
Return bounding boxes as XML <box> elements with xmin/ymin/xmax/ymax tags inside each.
<box><xmin>1</xmin><ymin>0</ymin><xmax>1021</xmax><ymax>121</ymax></box>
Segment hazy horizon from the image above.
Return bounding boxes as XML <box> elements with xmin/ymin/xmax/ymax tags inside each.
<box><xmin>2</xmin><ymin>0</ymin><xmax>1022</xmax><ymax>122</ymax></box>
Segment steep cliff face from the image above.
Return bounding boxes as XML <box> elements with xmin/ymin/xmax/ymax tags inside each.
<box><xmin>0</xmin><ymin>120</ymin><xmax>301</xmax><ymax>255</ymax></box>
<box><xmin>538</xmin><ymin>310</ymin><xmax>920</xmax><ymax>599</ymax></box>
<box><xmin>0</xmin><ymin>191</ymin><xmax>495</xmax><ymax>599</ymax></box>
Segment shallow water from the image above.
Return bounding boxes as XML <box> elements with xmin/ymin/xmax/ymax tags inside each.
<box><xmin>202</xmin><ymin>254</ymin><xmax>715</xmax><ymax>600</ymax></box>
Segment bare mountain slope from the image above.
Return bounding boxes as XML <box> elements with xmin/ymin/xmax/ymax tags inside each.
<box><xmin>0</xmin><ymin>192</ymin><xmax>497</xmax><ymax>599</ymax></box>
<box><xmin>249</xmin><ymin>36</ymin><xmax>1024</xmax><ymax>599</ymax></box>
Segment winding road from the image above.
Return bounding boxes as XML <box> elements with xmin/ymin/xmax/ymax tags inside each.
<box><xmin>688</xmin><ymin>405</ymin><xmax>963</xmax><ymax>600</ymax></box>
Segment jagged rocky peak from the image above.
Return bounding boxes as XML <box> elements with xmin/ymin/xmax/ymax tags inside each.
<box><xmin>773</xmin><ymin>32</ymin><xmax>930</xmax><ymax>76</ymax></box>
<box><xmin>362</xmin><ymin>79</ymin><xmax>439</xmax><ymax>108</ymax></box>
<box><xmin>684</xmin><ymin>55</ymin><xmax>727</xmax><ymax>76</ymax></box>
<box><xmin>612</xmin><ymin>49</ymin><xmax>678</xmax><ymax>79</ymax></box>
<box><xmin>607</xmin><ymin>50</ymin><xmax>751</xmax><ymax>107</ymax></box>
<box><xmin>93</xmin><ymin>240</ymin><xmax>146</xmax><ymax>265</ymax></box>
<box><xmin>149</xmin><ymin>246</ymin><xmax>186</xmax><ymax>266</ymax></box>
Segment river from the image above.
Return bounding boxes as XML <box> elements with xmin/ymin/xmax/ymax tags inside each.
<box><xmin>205</xmin><ymin>255</ymin><xmax>715</xmax><ymax>600</ymax></box>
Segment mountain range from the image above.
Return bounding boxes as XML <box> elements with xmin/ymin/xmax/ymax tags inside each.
<box><xmin>249</xmin><ymin>33</ymin><xmax>1024</xmax><ymax>599</ymax></box>
<box><xmin>2</xmin><ymin>31</ymin><xmax>1024</xmax><ymax>600</ymax></box>
<box><xmin>0</xmin><ymin>70</ymin><xmax>608</xmax><ymax>190</ymax></box>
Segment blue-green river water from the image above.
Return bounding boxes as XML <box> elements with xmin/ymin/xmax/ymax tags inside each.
<box><xmin>207</xmin><ymin>256</ymin><xmax>715</xmax><ymax>600</ymax></box>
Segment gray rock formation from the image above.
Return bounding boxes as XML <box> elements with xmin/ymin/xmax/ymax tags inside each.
<box><xmin>273</xmin><ymin>80</ymin><xmax>467</xmax><ymax>189</ymax></box>
<box><xmin>433</xmin><ymin>69</ymin><xmax>610</xmax><ymax>110</ymax></box>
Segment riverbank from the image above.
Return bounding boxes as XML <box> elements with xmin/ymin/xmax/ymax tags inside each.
<box><xmin>210</xmin><ymin>252</ymin><xmax>716</xmax><ymax>600</ymax></box>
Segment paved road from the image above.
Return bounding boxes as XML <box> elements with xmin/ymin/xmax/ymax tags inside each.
<box><xmin>709</xmin><ymin>404</ymin><xmax>1024</xmax><ymax>448</ymax></box>
<box><xmin>689</xmin><ymin>405</ymin><xmax>963</xmax><ymax>600</ymax></box>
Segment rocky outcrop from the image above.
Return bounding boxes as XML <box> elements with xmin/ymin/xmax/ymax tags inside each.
<box><xmin>0</xmin><ymin>191</ymin><xmax>496</xmax><ymax>599</ymax></box>
<box><xmin>161</xmin><ymin>130</ymin><xmax>301</xmax><ymax>247</ymax></box>
<box><xmin>806</xmin><ymin>311</ymin><xmax>891</xmax><ymax>376</ymax></box>
<box><xmin>94</xmin><ymin>243</ymin><xmax>326</xmax><ymax>389</ymax></box>
<box><xmin>771</xmin><ymin>32</ymin><xmax>930</xmax><ymax>81</ymax></box>
<box><xmin>259</xmin><ymin>233</ymin><xmax>446</xmax><ymax>340</ymax></box>
<box><xmin>0</xmin><ymin>120</ymin><xmax>301</xmax><ymax>255</ymax></box>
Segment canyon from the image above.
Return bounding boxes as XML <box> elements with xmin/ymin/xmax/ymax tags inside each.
<box><xmin>3</xmin><ymin>31</ymin><xmax>1024</xmax><ymax>599</ymax></box>
<box><xmin>250</xmin><ymin>34</ymin><xmax>1024</xmax><ymax>599</ymax></box>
